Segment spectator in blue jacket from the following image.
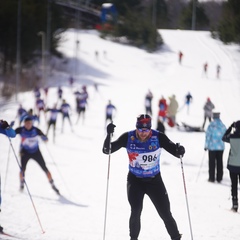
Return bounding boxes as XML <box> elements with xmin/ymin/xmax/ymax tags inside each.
<box><xmin>204</xmin><ymin>112</ymin><xmax>226</xmax><ymax>183</ymax></box>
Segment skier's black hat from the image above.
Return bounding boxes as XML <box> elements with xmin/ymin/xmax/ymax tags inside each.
<box><xmin>235</xmin><ymin>121</ymin><xmax>240</xmax><ymax>130</ymax></box>
<box><xmin>213</xmin><ymin>112</ymin><xmax>220</xmax><ymax>119</ymax></box>
<box><xmin>24</xmin><ymin>116</ymin><xmax>33</xmax><ymax>122</ymax></box>
<box><xmin>136</xmin><ymin>114</ymin><xmax>152</xmax><ymax>129</ymax></box>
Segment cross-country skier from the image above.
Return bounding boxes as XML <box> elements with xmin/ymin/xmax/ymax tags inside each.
<box><xmin>222</xmin><ymin>120</ymin><xmax>240</xmax><ymax>212</ymax></box>
<box><xmin>15</xmin><ymin>104</ymin><xmax>27</xmax><ymax>126</ymax></box>
<box><xmin>45</xmin><ymin>104</ymin><xmax>61</xmax><ymax>142</ymax></box>
<box><xmin>105</xmin><ymin>100</ymin><xmax>116</xmax><ymax>126</ymax></box>
<box><xmin>144</xmin><ymin>90</ymin><xmax>153</xmax><ymax>116</ymax></box>
<box><xmin>15</xmin><ymin>117</ymin><xmax>59</xmax><ymax>194</ymax></box>
<box><xmin>20</xmin><ymin>108</ymin><xmax>39</xmax><ymax>126</ymax></box>
<box><xmin>0</xmin><ymin>120</ymin><xmax>16</xmax><ymax>233</ymax></box>
<box><xmin>75</xmin><ymin>86</ymin><xmax>88</xmax><ymax>124</ymax></box>
<box><xmin>102</xmin><ymin>114</ymin><xmax>185</xmax><ymax>240</ymax></box>
<box><xmin>35</xmin><ymin>97</ymin><xmax>46</xmax><ymax>122</ymax></box>
<box><xmin>185</xmin><ymin>92</ymin><xmax>193</xmax><ymax>114</ymax></box>
<box><xmin>60</xmin><ymin>99</ymin><xmax>73</xmax><ymax>132</ymax></box>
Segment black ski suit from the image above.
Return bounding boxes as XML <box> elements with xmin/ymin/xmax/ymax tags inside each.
<box><xmin>102</xmin><ymin>130</ymin><xmax>182</xmax><ymax>240</ymax></box>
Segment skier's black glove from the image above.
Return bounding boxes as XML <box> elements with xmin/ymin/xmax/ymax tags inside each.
<box><xmin>107</xmin><ymin>123</ymin><xmax>116</xmax><ymax>135</ymax></box>
<box><xmin>0</xmin><ymin>120</ymin><xmax>10</xmax><ymax>129</ymax></box>
<box><xmin>204</xmin><ymin>147</ymin><xmax>208</xmax><ymax>151</ymax></box>
<box><xmin>176</xmin><ymin>145</ymin><xmax>185</xmax><ymax>157</ymax></box>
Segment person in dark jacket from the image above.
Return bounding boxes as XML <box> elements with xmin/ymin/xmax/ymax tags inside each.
<box><xmin>15</xmin><ymin>117</ymin><xmax>59</xmax><ymax>195</ymax></box>
<box><xmin>222</xmin><ymin>120</ymin><xmax>240</xmax><ymax>212</ymax></box>
<box><xmin>102</xmin><ymin>114</ymin><xmax>185</xmax><ymax>240</ymax></box>
<box><xmin>202</xmin><ymin>97</ymin><xmax>215</xmax><ymax>130</ymax></box>
<box><xmin>204</xmin><ymin>112</ymin><xmax>226</xmax><ymax>183</ymax></box>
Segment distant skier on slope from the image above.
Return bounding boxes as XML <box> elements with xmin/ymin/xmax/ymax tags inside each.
<box><xmin>60</xmin><ymin>99</ymin><xmax>73</xmax><ymax>133</ymax></box>
<box><xmin>185</xmin><ymin>92</ymin><xmax>193</xmax><ymax>114</ymax></box>
<box><xmin>178</xmin><ymin>51</ymin><xmax>183</xmax><ymax>64</ymax></box>
<box><xmin>202</xmin><ymin>97</ymin><xmax>215</xmax><ymax>130</ymax></box>
<box><xmin>45</xmin><ymin>103</ymin><xmax>61</xmax><ymax>142</ymax></box>
<box><xmin>144</xmin><ymin>89</ymin><xmax>153</xmax><ymax>116</ymax></box>
<box><xmin>105</xmin><ymin>100</ymin><xmax>116</xmax><ymax>126</ymax></box>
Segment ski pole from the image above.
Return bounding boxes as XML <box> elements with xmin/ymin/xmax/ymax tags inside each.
<box><xmin>195</xmin><ymin>150</ymin><xmax>206</xmax><ymax>183</ymax></box>
<box><xmin>8</xmin><ymin>137</ymin><xmax>45</xmax><ymax>234</ymax></box>
<box><xmin>103</xmin><ymin>131</ymin><xmax>113</xmax><ymax>240</ymax></box>
<box><xmin>44</xmin><ymin>143</ymin><xmax>72</xmax><ymax>197</ymax></box>
<box><xmin>3</xmin><ymin>145</ymin><xmax>11</xmax><ymax>192</ymax></box>
<box><xmin>177</xmin><ymin>143</ymin><xmax>194</xmax><ymax>240</ymax></box>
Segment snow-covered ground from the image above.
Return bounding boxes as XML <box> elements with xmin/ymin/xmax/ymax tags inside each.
<box><xmin>0</xmin><ymin>29</ymin><xmax>240</xmax><ymax>240</ymax></box>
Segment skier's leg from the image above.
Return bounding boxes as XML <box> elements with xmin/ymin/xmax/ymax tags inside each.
<box><xmin>216</xmin><ymin>151</ymin><xmax>223</xmax><ymax>182</ymax></box>
<box><xmin>146</xmin><ymin>174</ymin><xmax>181</xmax><ymax>240</ymax></box>
<box><xmin>230</xmin><ymin>172</ymin><xmax>238</xmax><ymax>211</ymax></box>
<box><xmin>208</xmin><ymin>151</ymin><xmax>215</xmax><ymax>182</ymax></box>
<box><xmin>127</xmin><ymin>173</ymin><xmax>144</xmax><ymax>239</ymax></box>
<box><xmin>19</xmin><ymin>152</ymin><xmax>29</xmax><ymax>190</ymax></box>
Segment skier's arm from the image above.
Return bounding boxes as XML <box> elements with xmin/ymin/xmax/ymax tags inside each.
<box><xmin>0</xmin><ymin>120</ymin><xmax>16</xmax><ymax>138</ymax></box>
<box><xmin>36</xmin><ymin>128</ymin><xmax>48</xmax><ymax>142</ymax></box>
<box><xmin>222</xmin><ymin>123</ymin><xmax>234</xmax><ymax>143</ymax></box>
<box><xmin>158</xmin><ymin>132</ymin><xmax>185</xmax><ymax>158</ymax></box>
<box><xmin>102</xmin><ymin>132</ymin><xmax>128</xmax><ymax>154</ymax></box>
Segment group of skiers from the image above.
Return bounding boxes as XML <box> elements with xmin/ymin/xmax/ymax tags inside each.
<box><xmin>144</xmin><ymin>91</ymin><xmax>193</xmax><ymax>132</ymax></box>
<box><xmin>1</xmin><ymin>82</ymin><xmax>240</xmax><ymax>239</ymax></box>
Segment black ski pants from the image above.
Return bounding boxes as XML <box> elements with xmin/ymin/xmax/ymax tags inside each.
<box><xmin>229</xmin><ymin>171</ymin><xmax>240</xmax><ymax>199</ymax></box>
<box><xmin>20</xmin><ymin>149</ymin><xmax>50</xmax><ymax>178</ymax></box>
<box><xmin>127</xmin><ymin>172</ymin><xmax>180</xmax><ymax>240</ymax></box>
<box><xmin>208</xmin><ymin>150</ymin><xmax>223</xmax><ymax>182</ymax></box>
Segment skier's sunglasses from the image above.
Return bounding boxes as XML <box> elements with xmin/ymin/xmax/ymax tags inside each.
<box><xmin>137</xmin><ymin>128</ymin><xmax>151</xmax><ymax>133</ymax></box>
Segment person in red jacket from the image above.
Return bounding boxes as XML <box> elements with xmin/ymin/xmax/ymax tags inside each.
<box><xmin>158</xmin><ymin>96</ymin><xmax>168</xmax><ymax>123</ymax></box>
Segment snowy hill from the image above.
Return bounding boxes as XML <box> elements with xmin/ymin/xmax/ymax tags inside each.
<box><xmin>0</xmin><ymin>29</ymin><xmax>240</xmax><ymax>240</ymax></box>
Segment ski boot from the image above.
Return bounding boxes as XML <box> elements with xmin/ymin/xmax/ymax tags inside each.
<box><xmin>20</xmin><ymin>180</ymin><xmax>24</xmax><ymax>191</ymax></box>
<box><xmin>50</xmin><ymin>180</ymin><xmax>60</xmax><ymax>195</ymax></box>
<box><xmin>0</xmin><ymin>225</ymin><xmax>3</xmax><ymax>233</ymax></box>
<box><xmin>172</xmin><ymin>234</ymin><xmax>182</xmax><ymax>240</ymax></box>
<box><xmin>232</xmin><ymin>196</ymin><xmax>238</xmax><ymax>212</ymax></box>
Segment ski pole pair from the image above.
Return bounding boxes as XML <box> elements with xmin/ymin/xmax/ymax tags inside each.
<box><xmin>102</xmin><ymin>139</ymin><xmax>194</xmax><ymax>240</ymax></box>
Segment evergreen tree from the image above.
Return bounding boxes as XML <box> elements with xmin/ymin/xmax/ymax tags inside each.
<box><xmin>218</xmin><ymin>0</ymin><xmax>240</xmax><ymax>44</ymax></box>
<box><xmin>0</xmin><ymin>0</ymin><xmax>67</xmax><ymax>74</ymax></box>
<box><xmin>180</xmin><ymin>0</ymin><xmax>209</xmax><ymax>30</ymax></box>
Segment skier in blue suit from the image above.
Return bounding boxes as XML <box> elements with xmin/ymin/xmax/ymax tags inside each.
<box><xmin>102</xmin><ymin>114</ymin><xmax>185</xmax><ymax>240</ymax></box>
